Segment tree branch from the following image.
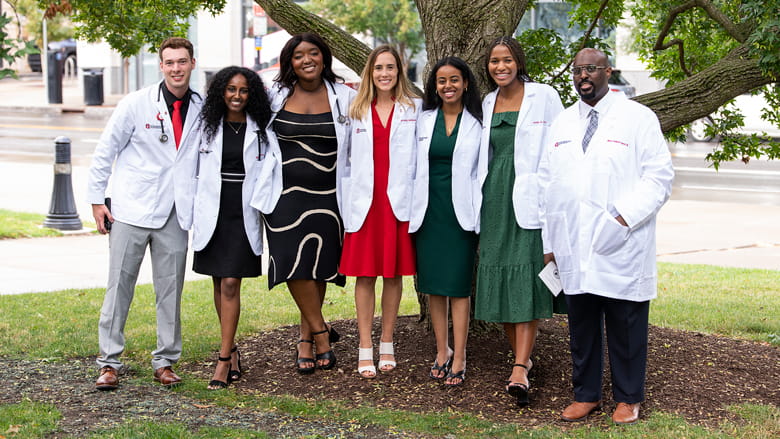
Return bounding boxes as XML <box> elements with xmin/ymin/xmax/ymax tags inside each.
<box><xmin>637</xmin><ymin>44</ymin><xmax>773</xmax><ymax>133</ymax></box>
<box><xmin>254</xmin><ymin>0</ymin><xmax>371</xmax><ymax>76</ymax></box>
<box><xmin>654</xmin><ymin>0</ymin><xmax>746</xmax><ymax>77</ymax></box>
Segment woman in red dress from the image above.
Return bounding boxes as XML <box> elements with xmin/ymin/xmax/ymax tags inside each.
<box><xmin>338</xmin><ymin>45</ymin><xmax>420</xmax><ymax>378</ymax></box>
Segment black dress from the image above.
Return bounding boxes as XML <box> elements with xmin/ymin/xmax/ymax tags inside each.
<box><xmin>193</xmin><ymin>120</ymin><xmax>262</xmax><ymax>278</ymax></box>
<box><xmin>263</xmin><ymin>109</ymin><xmax>346</xmax><ymax>288</ymax></box>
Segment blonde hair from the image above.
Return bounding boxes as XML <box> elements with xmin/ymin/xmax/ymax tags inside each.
<box><xmin>350</xmin><ymin>45</ymin><xmax>418</xmax><ymax>120</ymax></box>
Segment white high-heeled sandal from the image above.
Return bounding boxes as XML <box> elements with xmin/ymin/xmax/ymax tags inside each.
<box><xmin>357</xmin><ymin>347</ymin><xmax>376</xmax><ymax>379</ymax></box>
<box><xmin>378</xmin><ymin>341</ymin><xmax>396</xmax><ymax>372</ymax></box>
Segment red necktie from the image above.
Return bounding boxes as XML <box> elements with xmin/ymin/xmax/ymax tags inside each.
<box><xmin>172</xmin><ymin>100</ymin><xmax>183</xmax><ymax>149</ymax></box>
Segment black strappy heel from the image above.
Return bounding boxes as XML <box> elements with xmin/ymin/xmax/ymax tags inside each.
<box><xmin>295</xmin><ymin>339</ymin><xmax>316</xmax><ymax>375</ymax></box>
<box><xmin>208</xmin><ymin>356</ymin><xmax>231</xmax><ymax>390</ymax></box>
<box><xmin>312</xmin><ymin>328</ymin><xmax>337</xmax><ymax>370</ymax></box>
<box><xmin>229</xmin><ymin>346</ymin><xmax>242</xmax><ymax>381</ymax></box>
<box><xmin>506</xmin><ymin>363</ymin><xmax>530</xmax><ymax>406</ymax></box>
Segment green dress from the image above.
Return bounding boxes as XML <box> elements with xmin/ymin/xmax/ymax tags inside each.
<box><xmin>415</xmin><ymin>110</ymin><xmax>478</xmax><ymax>297</ymax></box>
<box><xmin>474</xmin><ymin>111</ymin><xmax>567</xmax><ymax>322</ymax></box>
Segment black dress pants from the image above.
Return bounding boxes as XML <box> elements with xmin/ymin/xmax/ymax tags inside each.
<box><xmin>565</xmin><ymin>293</ymin><xmax>650</xmax><ymax>403</ymax></box>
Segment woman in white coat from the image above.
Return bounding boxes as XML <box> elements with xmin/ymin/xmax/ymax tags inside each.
<box><xmin>192</xmin><ymin>66</ymin><xmax>272</xmax><ymax>389</ymax></box>
<box><xmin>251</xmin><ymin>33</ymin><xmax>354</xmax><ymax>375</ymax></box>
<box><xmin>338</xmin><ymin>45</ymin><xmax>420</xmax><ymax>378</ymax></box>
<box><xmin>474</xmin><ymin>37</ymin><xmax>566</xmax><ymax>406</ymax></box>
<box><xmin>410</xmin><ymin>57</ymin><xmax>481</xmax><ymax>386</ymax></box>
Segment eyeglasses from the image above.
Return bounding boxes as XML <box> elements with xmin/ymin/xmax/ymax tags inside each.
<box><xmin>571</xmin><ymin>65</ymin><xmax>608</xmax><ymax>75</ymax></box>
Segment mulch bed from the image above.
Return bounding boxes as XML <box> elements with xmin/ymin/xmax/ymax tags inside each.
<box><xmin>2</xmin><ymin>315</ymin><xmax>779</xmax><ymax>437</ymax></box>
<box><xmin>198</xmin><ymin>315</ymin><xmax>780</xmax><ymax>428</ymax></box>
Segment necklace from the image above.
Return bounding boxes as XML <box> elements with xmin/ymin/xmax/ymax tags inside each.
<box><xmin>226</xmin><ymin>120</ymin><xmax>245</xmax><ymax>135</ymax></box>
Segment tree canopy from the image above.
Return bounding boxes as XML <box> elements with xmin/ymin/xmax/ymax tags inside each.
<box><xmin>37</xmin><ymin>0</ymin><xmax>226</xmax><ymax>58</ymax></box>
<box><xmin>38</xmin><ymin>0</ymin><xmax>780</xmax><ymax>166</ymax></box>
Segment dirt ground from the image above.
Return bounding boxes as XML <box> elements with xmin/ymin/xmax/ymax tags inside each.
<box><xmin>3</xmin><ymin>315</ymin><xmax>779</xmax><ymax>437</ymax></box>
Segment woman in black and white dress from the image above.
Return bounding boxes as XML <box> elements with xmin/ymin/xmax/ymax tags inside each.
<box><xmin>192</xmin><ymin>66</ymin><xmax>272</xmax><ymax>389</ymax></box>
<box><xmin>251</xmin><ymin>33</ymin><xmax>355</xmax><ymax>374</ymax></box>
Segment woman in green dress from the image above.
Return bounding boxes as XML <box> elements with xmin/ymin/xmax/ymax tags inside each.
<box><xmin>474</xmin><ymin>37</ymin><xmax>566</xmax><ymax>406</ymax></box>
<box><xmin>410</xmin><ymin>57</ymin><xmax>482</xmax><ymax>386</ymax></box>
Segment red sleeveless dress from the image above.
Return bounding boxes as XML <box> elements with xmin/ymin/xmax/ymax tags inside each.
<box><xmin>339</xmin><ymin>103</ymin><xmax>416</xmax><ymax>277</ymax></box>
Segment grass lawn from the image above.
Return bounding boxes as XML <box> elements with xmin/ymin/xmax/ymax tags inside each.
<box><xmin>0</xmin><ymin>209</ymin><xmax>63</xmax><ymax>239</ymax></box>
<box><xmin>0</xmin><ymin>263</ymin><xmax>778</xmax><ymax>438</ymax></box>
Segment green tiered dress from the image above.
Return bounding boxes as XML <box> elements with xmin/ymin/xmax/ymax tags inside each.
<box><xmin>474</xmin><ymin>111</ymin><xmax>566</xmax><ymax>322</ymax></box>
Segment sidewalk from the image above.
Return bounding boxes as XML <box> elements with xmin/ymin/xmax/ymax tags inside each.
<box><xmin>0</xmin><ymin>73</ymin><xmax>121</xmax><ymax>118</ymax></box>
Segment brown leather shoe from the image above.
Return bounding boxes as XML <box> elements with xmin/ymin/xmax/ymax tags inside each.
<box><xmin>612</xmin><ymin>402</ymin><xmax>640</xmax><ymax>425</ymax></box>
<box><xmin>153</xmin><ymin>366</ymin><xmax>182</xmax><ymax>387</ymax></box>
<box><xmin>95</xmin><ymin>366</ymin><xmax>118</xmax><ymax>390</ymax></box>
<box><xmin>561</xmin><ymin>401</ymin><xmax>601</xmax><ymax>422</ymax></box>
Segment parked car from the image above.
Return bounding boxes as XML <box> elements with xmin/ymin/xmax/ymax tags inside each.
<box><xmin>687</xmin><ymin>91</ymin><xmax>780</xmax><ymax>142</ymax></box>
<box><xmin>27</xmin><ymin>38</ymin><xmax>77</xmax><ymax>78</ymax></box>
<box><xmin>608</xmin><ymin>69</ymin><xmax>636</xmax><ymax>98</ymax></box>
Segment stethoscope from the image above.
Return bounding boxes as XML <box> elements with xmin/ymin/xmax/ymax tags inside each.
<box><xmin>155</xmin><ymin>83</ymin><xmax>200</xmax><ymax>143</ymax></box>
<box><xmin>328</xmin><ymin>82</ymin><xmax>349</xmax><ymax>125</ymax></box>
<box><xmin>155</xmin><ymin>112</ymin><xmax>169</xmax><ymax>143</ymax></box>
<box><xmin>156</xmin><ymin>83</ymin><xmax>171</xmax><ymax>143</ymax></box>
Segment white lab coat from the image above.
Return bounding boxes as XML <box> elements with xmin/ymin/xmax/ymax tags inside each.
<box><xmin>475</xmin><ymin>82</ymin><xmax>563</xmax><ymax>233</ymax></box>
<box><xmin>338</xmin><ymin>98</ymin><xmax>421</xmax><ymax>233</ymax></box>
<box><xmin>409</xmin><ymin>108</ymin><xmax>482</xmax><ymax>233</ymax></box>
<box><xmin>86</xmin><ymin>80</ymin><xmax>202</xmax><ymax>229</ymax></box>
<box><xmin>191</xmin><ymin>116</ymin><xmax>265</xmax><ymax>255</ymax></box>
<box><xmin>251</xmin><ymin>81</ymin><xmax>355</xmax><ymax>214</ymax></box>
<box><xmin>539</xmin><ymin>91</ymin><xmax>674</xmax><ymax>301</ymax></box>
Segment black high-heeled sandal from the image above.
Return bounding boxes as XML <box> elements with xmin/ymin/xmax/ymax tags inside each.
<box><xmin>294</xmin><ymin>339</ymin><xmax>316</xmax><ymax>375</ymax></box>
<box><xmin>208</xmin><ymin>356</ymin><xmax>231</xmax><ymax>390</ymax></box>
<box><xmin>229</xmin><ymin>346</ymin><xmax>242</xmax><ymax>382</ymax></box>
<box><xmin>506</xmin><ymin>363</ymin><xmax>530</xmax><ymax>407</ymax></box>
<box><xmin>327</xmin><ymin>325</ymin><xmax>340</xmax><ymax>344</ymax></box>
<box><xmin>312</xmin><ymin>328</ymin><xmax>337</xmax><ymax>370</ymax></box>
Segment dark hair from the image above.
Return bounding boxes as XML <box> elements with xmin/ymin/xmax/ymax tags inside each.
<box><xmin>159</xmin><ymin>37</ymin><xmax>193</xmax><ymax>60</ymax></box>
<box><xmin>423</xmin><ymin>56</ymin><xmax>482</xmax><ymax>123</ymax></box>
<box><xmin>276</xmin><ymin>33</ymin><xmax>343</xmax><ymax>90</ymax></box>
<box><xmin>484</xmin><ymin>36</ymin><xmax>532</xmax><ymax>89</ymax></box>
<box><xmin>200</xmin><ymin>66</ymin><xmax>272</xmax><ymax>144</ymax></box>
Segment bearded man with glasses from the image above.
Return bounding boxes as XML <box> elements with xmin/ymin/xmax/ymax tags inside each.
<box><xmin>538</xmin><ymin>48</ymin><xmax>674</xmax><ymax>425</ymax></box>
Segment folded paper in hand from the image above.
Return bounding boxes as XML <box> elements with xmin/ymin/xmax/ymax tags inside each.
<box><xmin>538</xmin><ymin>261</ymin><xmax>563</xmax><ymax>296</ymax></box>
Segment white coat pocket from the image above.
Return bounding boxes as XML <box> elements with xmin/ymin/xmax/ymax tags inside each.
<box><xmin>592</xmin><ymin>213</ymin><xmax>630</xmax><ymax>255</ymax></box>
<box><xmin>116</xmin><ymin>164</ymin><xmax>160</xmax><ymax>213</ymax></box>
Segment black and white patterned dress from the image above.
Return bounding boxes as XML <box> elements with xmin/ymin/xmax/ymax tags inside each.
<box><xmin>263</xmin><ymin>109</ymin><xmax>346</xmax><ymax>288</ymax></box>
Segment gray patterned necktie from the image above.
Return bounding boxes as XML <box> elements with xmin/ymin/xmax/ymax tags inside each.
<box><xmin>582</xmin><ymin>109</ymin><xmax>598</xmax><ymax>152</ymax></box>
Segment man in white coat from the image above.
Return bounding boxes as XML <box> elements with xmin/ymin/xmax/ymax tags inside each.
<box><xmin>539</xmin><ymin>48</ymin><xmax>674</xmax><ymax>424</ymax></box>
<box><xmin>86</xmin><ymin>37</ymin><xmax>202</xmax><ymax>390</ymax></box>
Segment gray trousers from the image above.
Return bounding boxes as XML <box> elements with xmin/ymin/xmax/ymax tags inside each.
<box><xmin>96</xmin><ymin>208</ymin><xmax>188</xmax><ymax>371</ymax></box>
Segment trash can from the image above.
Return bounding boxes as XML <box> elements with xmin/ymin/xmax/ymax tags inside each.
<box><xmin>83</xmin><ymin>68</ymin><xmax>104</xmax><ymax>106</ymax></box>
<box><xmin>47</xmin><ymin>50</ymin><xmax>64</xmax><ymax>104</ymax></box>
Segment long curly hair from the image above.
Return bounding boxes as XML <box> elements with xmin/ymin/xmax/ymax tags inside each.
<box><xmin>200</xmin><ymin>66</ymin><xmax>272</xmax><ymax>144</ymax></box>
<box><xmin>423</xmin><ymin>56</ymin><xmax>482</xmax><ymax>123</ymax></box>
<box><xmin>484</xmin><ymin>36</ymin><xmax>533</xmax><ymax>90</ymax></box>
<box><xmin>275</xmin><ymin>33</ymin><xmax>343</xmax><ymax>92</ymax></box>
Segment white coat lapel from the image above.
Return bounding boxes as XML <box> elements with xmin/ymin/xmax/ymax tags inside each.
<box><xmin>389</xmin><ymin>101</ymin><xmax>403</xmax><ymax>140</ymax></box>
<box><xmin>516</xmin><ymin>84</ymin><xmax>533</xmax><ymax>128</ymax></box>
<box><xmin>244</xmin><ymin>116</ymin><xmax>260</xmax><ymax>162</ymax></box>
<box><xmin>419</xmin><ymin>109</ymin><xmax>437</xmax><ymax>156</ymax></box>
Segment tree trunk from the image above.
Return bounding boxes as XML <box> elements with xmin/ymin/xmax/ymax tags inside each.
<box><xmin>415</xmin><ymin>0</ymin><xmax>530</xmax><ymax>93</ymax></box>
